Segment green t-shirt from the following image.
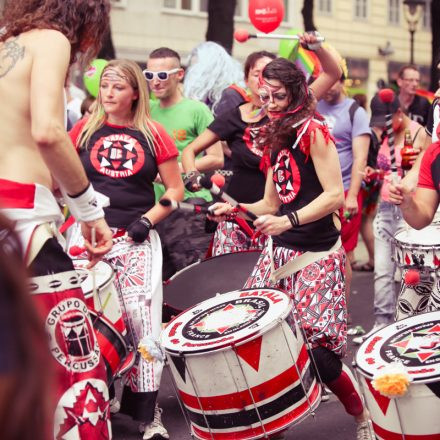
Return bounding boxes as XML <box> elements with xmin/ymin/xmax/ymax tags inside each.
<box><xmin>150</xmin><ymin>97</ymin><xmax>214</xmax><ymax>202</ymax></box>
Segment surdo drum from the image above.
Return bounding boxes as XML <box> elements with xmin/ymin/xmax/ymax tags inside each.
<box><xmin>162</xmin><ymin>288</ymin><xmax>321</xmax><ymax>439</ymax></box>
<box><xmin>392</xmin><ymin>224</ymin><xmax>440</xmax><ymax>320</ymax></box>
<box><xmin>73</xmin><ymin>259</ymin><xmax>135</xmax><ymax>382</ymax></box>
<box><xmin>354</xmin><ymin>311</ymin><xmax>440</xmax><ymax>439</ymax></box>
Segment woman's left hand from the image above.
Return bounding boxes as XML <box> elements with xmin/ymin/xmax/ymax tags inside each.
<box><xmin>254</xmin><ymin>214</ymin><xmax>289</xmax><ymax>236</ymax></box>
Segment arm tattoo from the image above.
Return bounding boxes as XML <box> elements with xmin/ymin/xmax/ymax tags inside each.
<box><xmin>0</xmin><ymin>37</ymin><xmax>25</xmax><ymax>78</ymax></box>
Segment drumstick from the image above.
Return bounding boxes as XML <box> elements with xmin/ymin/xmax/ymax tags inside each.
<box><xmin>90</xmin><ymin>227</ymin><xmax>100</xmax><ymax>310</ymax></box>
<box><xmin>234</xmin><ymin>28</ymin><xmax>325</xmax><ymax>43</ymax></box>
<box><xmin>378</xmin><ymin>88</ymin><xmax>398</xmax><ymax>183</ymax></box>
<box><xmin>159</xmin><ymin>198</ymin><xmax>215</xmax><ymax>215</ymax></box>
<box><xmin>199</xmin><ymin>175</ymin><xmax>258</xmax><ymax>221</ymax></box>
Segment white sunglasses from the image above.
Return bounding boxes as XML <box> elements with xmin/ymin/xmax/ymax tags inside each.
<box><xmin>142</xmin><ymin>68</ymin><xmax>181</xmax><ymax>81</ymax></box>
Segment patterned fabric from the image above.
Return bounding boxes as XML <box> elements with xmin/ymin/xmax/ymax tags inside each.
<box><xmin>29</xmin><ymin>238</ymin><xmax>111</xmax><ymax>440</ymax></box>
<box><xmin>212</xmin><ymin>220</ymin><xmax>267</xmax><ymax>256</ymax></box>
<box><xmin>69</xmin><ymin>226</ymin><xmax>164</xmax><ymax>397</ymax></box>
<box><xmin>244</xmin><ymin>243</ymin><xmax>347</xmax><ymax>357</ymax></box>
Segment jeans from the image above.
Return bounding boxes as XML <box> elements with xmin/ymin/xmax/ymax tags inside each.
<box><xmin>373</xmin><ymin>201</ymin><xmax>405</xmax><ymax>324</ymax></box>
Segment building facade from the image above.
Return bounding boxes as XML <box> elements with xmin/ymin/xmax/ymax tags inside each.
<box><xmin>111</xmin><ymin>0</ymin><xmax>432</xmax><ymax>98</ymax></box>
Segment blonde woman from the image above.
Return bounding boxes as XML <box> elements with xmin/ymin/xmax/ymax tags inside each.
<box><xmin>69</xmin><ymin>59</ymin><xmax>184</xmax><ymax>440</ymax></box>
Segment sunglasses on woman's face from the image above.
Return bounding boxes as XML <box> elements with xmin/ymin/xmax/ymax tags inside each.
<box><xmin>142</xmin><ymin>68</ymin><xmax>181</xmax><ymax>81</ymax></box>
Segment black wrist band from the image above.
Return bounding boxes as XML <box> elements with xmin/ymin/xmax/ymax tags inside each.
<box><xmin>140</xmin><ymin>216</ymin><xmax>154</xmax><ymax>229</ymax></box>
<box><xmin>287</xmin><ymin>210</ymin><xmax>299</xmax><ymax>228</ymax></box>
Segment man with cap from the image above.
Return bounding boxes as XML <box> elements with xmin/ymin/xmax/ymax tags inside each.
<box><xmin>354</xmin><ymin>93</ymin><xmax>425</xmax><ymax>344</ymax></box>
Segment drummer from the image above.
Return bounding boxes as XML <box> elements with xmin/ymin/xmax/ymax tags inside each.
<box><xmin>389</xmin><ymin>139</ymin><xmax>440</xmax><ymax>228</ymax></box>
<box><xmin>68</xmin><ymin>60</ymin><xmax>184</xmax><ymax>440</ymax></box>
<box><xmin>210</xmin><ymin>57</ymin><xmax>375</xmax><ymax>440</ymax></box>
<box><xmin>182</xmin><ymin>32</ymin><xmax>341</xmax><ymax>256</ymax></box>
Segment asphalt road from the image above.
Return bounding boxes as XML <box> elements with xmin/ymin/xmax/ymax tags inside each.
<box><xmin>112</xmin><ymin>261</ymin><xmax>377</xmax><ymax>440</ymax></box>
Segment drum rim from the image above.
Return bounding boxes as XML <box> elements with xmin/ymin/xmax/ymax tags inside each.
<box><xmin>163</xmin><ymin>288</ymin><xmax>293</xmax><ymax>355</ymax></box>
<box><xmin>73</xmin><ymin>258</ymin><xmax>115</xmax><ymax>295</ymax></box>
<box><xmin>167</xmin><ymin>250</ymin><xmax>262</xmax><ymax>282</ymax></box>
<box><xmin>393</xmin><ymin>226</ymin><xmax>440</xmax><ymax>248</ymax></box>
<box><xmin>354</xmin><ymin>311</ymin><xmax>440</xmax><ymax>384</ymax></box>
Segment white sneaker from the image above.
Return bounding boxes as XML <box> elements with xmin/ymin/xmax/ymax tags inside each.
<box><xmin>139</xmin><ymin>405</ymin><xmax>169</xmax><ymax>440</ymax></box>
<box><xmin>356</xmin><ymin>419</ymin><xmax>375</xmax><ymax>440</ymax></box>
<box><xmin>353</xmin><ymin>323</ymin><xmax>387</xmax><ymax>345</ymax></box>
<box><xmin>109</xmin><ymin>397</ymin><xmax>120</xmax><ymax>414</ymax></box>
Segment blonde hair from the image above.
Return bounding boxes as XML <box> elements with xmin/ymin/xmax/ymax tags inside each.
<box><xmin>78</xmin><ymin>59</ymin><xmax>163</xmax><ymax>156</ymax></box>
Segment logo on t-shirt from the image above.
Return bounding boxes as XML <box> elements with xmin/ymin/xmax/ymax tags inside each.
<box><xmin>90</xmin><ymin>133</ymin><xmax>145</xmax><ymax>178</ymax></box>
<box><xmin>273</xmin><ymin>149</ymin><xmax>301</xmax><ymax>203</ymax></box>
<box><xmin>243</xmin><ymin>126</ymin><xmax>264</xmax><ymax>157</ymax></box>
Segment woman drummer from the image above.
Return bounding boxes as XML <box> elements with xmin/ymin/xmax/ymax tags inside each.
<box><xmin>210</xmin><ymin>57</ymin><xmax>374</xmax><ymax>440</ymax></box>
<box><xmin>69</xmin><ymin>59</ymin><xmax>184</xmax><ymax>440</ymax></box>
<box><xmin>181</xmin><ymin>33</ymin><xmax>340</xmax><ymax>257</ymax></box>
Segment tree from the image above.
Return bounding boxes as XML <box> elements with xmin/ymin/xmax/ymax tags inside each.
<box><xmin>301</xmin><ymin>0</ymin><xmax>317</xmax><ymax>32</ymax></box>
<box><xmin>430</xmin><ymin>0</ymin><xmax>440</xmax><ymax>92</ymax></box>
<box><xmin>206</xmin><ymin>0</ymin><xmax>237</xmax><ymax>54</ymax></box>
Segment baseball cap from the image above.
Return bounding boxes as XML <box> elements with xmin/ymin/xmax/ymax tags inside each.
<box><xmin>369</xmin><ymin>93</ymin><xmax>400</xmax><ymax>128</ymax></box>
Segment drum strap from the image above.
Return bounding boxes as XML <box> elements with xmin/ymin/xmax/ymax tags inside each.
<box><xmin>269</xmin><ymin>236</ymin><xmax>342</xmax><ymax>282</ymax></box>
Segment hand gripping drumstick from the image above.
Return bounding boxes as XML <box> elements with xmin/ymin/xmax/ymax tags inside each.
<box><xmin>378</xmin><ymin>88</ymin><xmax>398</xmax><ymax>182</ymax></box>
<box><xmin>234</xmin><ymin>28</ymin><xmax>325</xmax><ymax>44</ymax></box>
<box><xmin>69</xmin><ymin>234</ymin><xmax>127</xmax><ymax>257</ymax></box>
<box><xmin>199</xmin><ymin>175</ymin><xmax>258</xmax><ymax>221</ymax></box>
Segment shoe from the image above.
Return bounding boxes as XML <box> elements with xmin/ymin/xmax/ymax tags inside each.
<box><xmin>356</xmin><ymin>419</ymin><xmax>375</xmax><ymax>440</ymax></box>
<box><xmin>353</xmin><ymin>322</ymin><xmax>387</xmax><ymax>345</ymax></box>
<box><xmin>139</xmin><ymin>405</ymin><xmax>169</xmax><ymax>440</ymax></box>
<box><xmin>321</xmin><ymin>386</ymin><xmax>332</xmax><ymax>402</ymax></box>
<box><xmin>352</xmin><ymin>261</ymin><xmax>374</xmax><ymax>272</ymax></box>
<box><xmin>109</xmin><ymin>397</ymin><xmax>120</xmax><ymax>414</ymax></box>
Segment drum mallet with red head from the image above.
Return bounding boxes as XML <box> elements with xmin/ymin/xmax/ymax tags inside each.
<box><xmin>199</xmin><ymin>175</ymin><xmax>258</xmax><ymax>221</ymax></box>
<box><xmin>234</xmin><ymin>28</ymin><xmax>325</xmax><ymax>44</ymax></box>
<box><xmin>378</xmin><ymin>88</ymin><xmax>398</xmax><ymax>182</ymax></box>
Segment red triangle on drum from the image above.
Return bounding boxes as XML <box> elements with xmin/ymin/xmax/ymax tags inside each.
<box><xmin>427</xmin><ymin>324</ymin><xmax>440</xmax><ymax>333</ymax></box>
<box><xmin>236</xmin><ymin>336</ymin><xmax>263</xmax><ymax>372</ymax></box>
<box><xmin>405</xmin><ymin>254</ymin><xmax>411</xmax><ymax>265</ymax></box>
<box><xmin>417</xmin><ymin>351</ymin><xmax>436</xmax><ymax>362</ymax></box>
<box><xmin>365</xmin><ymin>378</ymin><xmax>390</xmax><ymax>415</ymax></box>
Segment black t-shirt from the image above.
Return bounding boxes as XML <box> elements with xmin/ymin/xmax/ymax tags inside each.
<box><xmin>407</xmin><ymin>95</ymin><xmax>431</xmax><ymax>126</ymax></box>
<box><xmin>208</xmin><ymin>106</ymin><xmax>268</xmax><ymax>203</ymax></box>
<box><xmin>70</xmin><ymin>120</ymin><xmax>178</xmax><ymax>228</ymax></box>
<box><xmin>271</xmin><ymin>119</ymin><xmax>340</xmax><ymax>252</ymax></box>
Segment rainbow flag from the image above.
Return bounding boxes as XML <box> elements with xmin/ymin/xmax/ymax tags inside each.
<box><xmin>294</xmin><ymin>47</ymin><xmax>320</xmax><ymax>80</ymax></box>
<box><xmin>416</xmin><ymin>89</ymin><xmax>435</xmax><ymax>104</ymax></box>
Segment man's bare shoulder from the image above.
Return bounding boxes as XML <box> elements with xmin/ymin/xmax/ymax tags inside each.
<box><xmin>25</xmin><ymin>29</ymin><xmax>70</xmax><ymax>53</ymax></box>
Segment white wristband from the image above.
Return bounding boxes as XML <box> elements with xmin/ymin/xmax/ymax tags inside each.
<box><xmin>62</xmin><ymin>183</ymin><xmax>105</xmax><ymax>222</ymax></box>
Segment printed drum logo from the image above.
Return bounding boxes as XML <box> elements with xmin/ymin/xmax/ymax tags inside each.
<box><xmin>47</xmin><ymin>298</ymin><xmax>101</xmax><ymax>372</ymax></box>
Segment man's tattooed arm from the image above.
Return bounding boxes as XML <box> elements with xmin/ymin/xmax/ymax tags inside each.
<box><xmin>0</xmin><ymin>37</ymin><xmax>25</xmax><ymax>78</ymax></box>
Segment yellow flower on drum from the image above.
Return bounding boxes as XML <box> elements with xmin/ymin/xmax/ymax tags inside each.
<box><xmin>372</xmin><ymin>362</ymin><xmax>412</xmax><ymax>398</ymax></box>
<box><xmin>138</xmin><ymin>336</ymin><xmax>164</xmax><ymax>364</ymax></box>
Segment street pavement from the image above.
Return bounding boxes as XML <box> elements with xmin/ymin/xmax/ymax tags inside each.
<box><xmin>113</xmin><ymin>243</ymin><xmax>378</xmax><ymax>440</ymax></box>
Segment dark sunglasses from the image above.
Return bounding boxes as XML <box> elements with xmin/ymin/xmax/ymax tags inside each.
<box><xmin>142</xmin><ymin>68</ymin><xmax>181</xmax><ymax>81</ymax></box>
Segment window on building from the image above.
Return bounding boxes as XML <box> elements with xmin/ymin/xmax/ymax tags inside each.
<box><xmin>111</xmin><ymin>0</ymin><xmax>128</xmax><ymax>7</ymax></box>
<box><xmin>388</xmin><ymin>0</ymin><xmax>400</xmax><ymax>24</ymax></box>
<box><xmin>422</xmin><ymin>0</ymin><xmax>431</xmax><ymax>29</ymax></box>
<box><xmin>199</xmin><ymin>0</ymin><xmax>208</xmax><ymax>12</ymax></box>
<box><xmin>181</xmin><ymin>0</ymin><xmax>192</xmax><ymax>10</ymax></box>
<box><xmin>354</xmin><ymin>0</ymin><xmax>368</xmax><ymax>19</ymax></box>
<box><xmin>163</xmin><ymin>0</ymin><xmax>176</xmax><ymax>8</ymax></box>
<box><xmin>318</xmin><ymin>0</ymin><xmax>332</xmax><ymax>14</ymax></box>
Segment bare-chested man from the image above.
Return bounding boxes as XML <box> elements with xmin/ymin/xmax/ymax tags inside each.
<box><xmin>0</xmin><ymin>1</ymin><xmax>114</xmax><ymax>438</ymax></box>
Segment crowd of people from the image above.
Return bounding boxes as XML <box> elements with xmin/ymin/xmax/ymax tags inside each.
<box><xmin>1</xmin><ymin>1</ymin><xmax>440</xmax><ymax>440</ymax></box>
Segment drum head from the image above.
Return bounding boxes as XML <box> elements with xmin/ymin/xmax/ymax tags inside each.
<box><xmin>395</xmin><ymin>224</ymin><xmax>440</xmax><ymax>246</ymax></box>
<box><xmin>162</xmin><ymin>288</ymin><xmax>291</xmax><ymax>354</ymax></box>
<box><xmin>73</xmin><ymin>259</ymin><xmax>114</xmax><ymax>296</ymax></box>
<box><xmin>163</xmin><ymin>251</ymin><xmax>261</xmax><ymax>310</ymax></box>
<box><xmin>355</xmin><ymin>311</ymin><xmax>440</xmax><ymax>383</ymax></box>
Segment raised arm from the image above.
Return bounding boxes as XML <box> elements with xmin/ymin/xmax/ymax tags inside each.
<box><xmin>303</xmin><ymin>34</ymin><xmax>342</xmax><ymax>101</ymax></box>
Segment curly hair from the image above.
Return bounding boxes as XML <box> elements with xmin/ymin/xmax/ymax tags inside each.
<box><xmin>0</xmin><ymin>0</ymin><xmax>110</xmax><ymax>65</ymax></box>
<box><xmin>259</xmin><ymin>58</ymin><xmax>316</xmax><ymax>153</ymax></box>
